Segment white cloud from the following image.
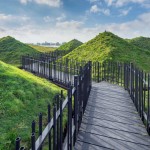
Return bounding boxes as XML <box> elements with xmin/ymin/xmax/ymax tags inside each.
<box><xmin>105</xmin><ymin>0</ymin><xmax>115</xmax><ymax>6</ymax></box>
<box><xmin>105</xmin><ymin>0</ymin><xmax>148</xmax><ymax>7</ymax></box>
<box><xmin>119</xmin><ymin>7</ymin><xmax>132</xmax><ymax>16</ymax></box>
<box><xmin>0</xmin><ymin>14</ymin><xmax>12</xmax><ymax>20</ymax></box>
<box><xmin>90</xmin><ymin>5</ymin><xmax>110</xmax><ymax>15</ymax></box>
<box><xmin>54</xmin><ymin>12</ymin><xmax>150</xmax><ymax>42</ymax></box>
<box><xmin>34</xmin><ymin>0</ymin><xmax>61</xmax><ymax>7</ymax></box>
<box><xmin>86</xmin><ymin>12</ymin><xmax>150</xmax><ymax>40</ymax></box>
<box><xmin>116</xmin><ymin>0</ymin><xmax>145</xmax><ymax>7</ymax></box>
<box><xmin>19</xmin><ymin>0</ymin><xmax>62</xmax><ymax>7</ymax></box>
<box><xmin>0</xmin><ymin>13</ymin><xmax>31</xmax><ymax>35</ymax></box>
<box><xmin>43</xmin><ymin>14</ymin><xmax>66</xmax><ymax>23</ymax></box>
<box><xmin>90</xmin><ymin>5</ymin><xmax>100</xmax><ymax>13</ymax></box>
<box><xmin>0</xmin><ymin>13</ymin><xmax>30</xmax><ymax>22</ymax></box>
<box><xmin>56</xmin><ymin>14</ymin><xmax>66</xmax><ymax>22</ymax></box>
<box><xmin>1</xmin><ymin>12</ymin><xmax>150</xmax><ymax>44</ymax></box>
<box><xmin>20</xmin><ymin>0</ymin><xmax>31</xmax><ymax>4</ymax></box>
<box><xmin>43</xmin><ymin>16</ymin><xmax>52</xmax><ymax>23</ymax></box>
<box><xmin>103</xmin><ymin>9</ymin><xmax>110</xmax><ymax>16</ymax></box>
<box><xmin>0</xmin><ymin>27</ymin><xmax>6</xmax><ymax>33</ymax></box>
<box><xmin>56</xmin><ymin>20</ymin><xmax>83</xmax><ymax>30</ymax></box>
<box><xmin>21</xmin><ymin>16</ymin><xmax>30</xmax><ymax>21</ymax></box>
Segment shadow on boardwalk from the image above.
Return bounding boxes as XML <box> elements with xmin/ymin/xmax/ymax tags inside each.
<box><xmin>75</xmin><ymin>81</ymin><xmax>150</xmax><ymax>150</ymax></box>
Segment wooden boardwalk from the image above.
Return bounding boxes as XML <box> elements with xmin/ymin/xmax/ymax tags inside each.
<box><xmin>75</xmin><ymin>82</ymin><xmax>150</xmax><ymax>150</ymax></box>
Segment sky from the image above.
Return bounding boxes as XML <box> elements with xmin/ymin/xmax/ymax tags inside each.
<box><xmin>0</xmin><ymin>0</ymin><xmax>150</xmax><ymax>43</ymax></box>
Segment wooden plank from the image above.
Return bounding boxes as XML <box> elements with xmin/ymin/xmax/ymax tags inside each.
<box><xmin>89</xmin><ymin>95</ymin><xmax>134</xmax><ymax>105</ymax></box>
<box><xmin>84</xmin><ymin>110</ymin><xmax>143</xmax><ymax>125</ymax></box>
<box><xmin>75</xmin><ymin>141</ymin><xmax>112</xmax><ymax>150</ymax></box>
<box><xmin>86</xmin><ymin>105</ymin><xmax>140</xmax><ymax>118</ymax></box>
<box><xmin>75</xmin><ymin>81</ymin><xmax>150</xmax><ymax>150</ymax></box>
<box><xmin>80</xmin><ymin>123</ymin><xmax>150</xmax><ymax>145</ymax></box>
<box><xmin>89</xmin><ymin>87</ymin><xmax>133</xmax><ymax>102</ymax></box>
<box><xmin>85</xmin><ymin>107</ymin><xmax>140</xmax><ymax>120</ymax></box>
<box><xmin>82</xmin><ymin>114</ymin><xmax>147</xmax><ymax>135</ymax></box>
<box><xmin>87</xmin><ymin>96</ymin><xmax>136</xmax><ymax>108</ymax></box>
<box><xmin>76</xmin><ymin>131</ymin><xmax>150</xmax><ymax>150</ymax></box>
<box><xmin>87</xmin><ymin>102</ymin><xmax>137</xmax><ymax>113</ymax></box>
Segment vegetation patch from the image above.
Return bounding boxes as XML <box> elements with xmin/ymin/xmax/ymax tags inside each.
<box><xmin>0</xmin><ymin>36</ymin><xmax>39</xmax><ymax>67</ymax></box>
<box><xmin>0</xmin><ymin>61</ymin><xmax>65</xmax><ymax>149</ymax></box>
<box><xmin>127</xmin><ymin>36</ymin><xmax>150</xmax><ymax>51</ymax></box>
<box><xmin>28</xmin><ymin>44</ymin><xmax>56</xmax><ymax>53</ymax></box>
<box><xmin>64</xmin><ymin>32</ymin><xmax>150</xmax><ymax>72</ymax></box>
<box><xmin>56</xmin><ymin>39</ymin><xmax>83</xmax><ymax>53</ymax></box>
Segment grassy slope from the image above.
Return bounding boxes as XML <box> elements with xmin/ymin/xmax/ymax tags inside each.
<box><xmin>65</xmin><ymin>32</ymin><xmax>150</xmax><ymax>72</ymax></box>
<box><xmin>0</xmin><ymin>36</ymin><xmax>39</xmax><ymax>67</ymax></box>
<box><xmin>56</xmin><ymin>39</ymin><xmax>83</xmax><ymax>52</ymax></box>
<box><xmin>0</xmin><ymin>61</ymin><xmax>64</xmax><ymax>149</ymax></box>
<box><xmin>28</xmin><ymin>44</ymin><xmax>56</xmax><ymax>52</ymax></box>
<box><xmin>127</xmin><ymin>36</ymin><xmax>150</xmax><ymax>51</ymax></box>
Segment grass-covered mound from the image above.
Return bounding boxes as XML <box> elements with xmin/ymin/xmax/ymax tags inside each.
<box><xmin>64</xmin><ymin>32</ymin><xmax>150</xmax><ymax>72</ymax></box>
<box><xmin>0</xmin><ymin>36</ymin><xmax>38</xmax><ymax>66</ymax></box>
<box><xmin>29</xmin><ymin>44</ymin><xmax>56</xmax><ymax>52</ymax></box>
<box><xmin>0</xmin><ymin>61</ymin><xmax>64</xmax><ymax>149</ymax></box>
<box><xmin>56</xmin><ymin>39</ymin><xmax>83</xmax><ymax>52</ymax></box>
<box><xmin>127</xmin><ymin>36</ymin><xmax>150</xmax><ymax>51</ymax></box>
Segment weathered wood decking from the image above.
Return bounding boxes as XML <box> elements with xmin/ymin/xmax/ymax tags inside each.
<box><xmin>75</xmin><ymin>82</ymin><xmax>150</xmax><ymax>150</ymax></box>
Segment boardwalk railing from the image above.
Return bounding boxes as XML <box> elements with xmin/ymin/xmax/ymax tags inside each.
<box><xmin>92</xmin><ymin>61</ymin><xmax>150</xmax><ymax>135</ymax></box>
<box><xmin>22</xmin><ymin>55</ymin><xmax>150</xmax><ymax>135</ymax></box>
<box><xmin>15</xmin><ymin>61</ymin><xmax>92</xmax><ymax>150</ymax></box>
<box><xmin>22</xmin><ymin>49</ymin><xmax>77</xmax><ymax>64</ymax></box>
<box><xmin>22</xmin><ymin>56</ymin><xmax>86</xmax><ymax>88</ymax></box>
<box><xmin>92</xmin><ymin>61</ymin><xmax>124</xmax><ymax>85</ymax></box>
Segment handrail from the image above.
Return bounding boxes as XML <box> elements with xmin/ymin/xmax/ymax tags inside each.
<box><xmin>92</xmin><ymin>61</ymin><xmax>150</xmax><ymax>135</ymax></box>
<box><xmin>16</xmin><ymin>56</ymin><xmax>150</xmax><ymax>150</ymax></box>
<box><xmin>15</xmin><ymin>60</ymin><xmax>92</xmax><ymax>150</ymax></box>
<box><xmin>34</xmin><ymin>89</ymin><xmax>72</xmax><ymax>150</ymax></box>
<box><xmin>35</xmin><ymin>118</ymin><xmax>53</xmax><ymax>149</ymax></box>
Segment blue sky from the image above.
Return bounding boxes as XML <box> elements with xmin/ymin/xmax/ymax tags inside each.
<box><xmin>0</xmin><ymin>0</ymin><xmax>150</xmax><ymax>43</ymax></box>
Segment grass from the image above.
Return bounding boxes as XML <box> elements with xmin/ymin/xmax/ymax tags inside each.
<box><xmin>127</xmin><ymin>36</ymin><xmax>150</xmax><ymax>51</ymax></box>
<box><xmin>56</xmin><ymin>39</ymin><xmax>83</xmax><ymax>53</ymax></box>
<box><xmin>64</xmin><ymin>32</ymin><xmax>150</xmax><ymax>72</ymax></box>
<box><xmin>0</xmin><ymin>32</ymin><xmax>150</xmax><ymax>149</ymax></box>
<box><xmin>0</xmin><ymin>61</ymin><xmax>66</xmax><ymax>150</ymax></box>
<box><xmin>0</xmin><ymin>36</ymin><xmax>82</xmax><ymax>67</ymax></box>
<box><xmin>28</xmin><ymin>44</ymin><xmax>56</xmax><ymax>53</ymax></box>
<box><xmin>0</xmin><ymin>36</ymin><xmax>39</xmax><ymax>67</ymax></box>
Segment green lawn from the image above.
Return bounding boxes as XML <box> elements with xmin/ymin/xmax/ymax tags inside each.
<box><xmin>64</xmin><ymin>32</ymin><xmax>150</xmax><ymax>72</ymax></box>
<box><xmin>28</xmin><ymin>44</ymin><xmax>56</xmax><ymax>52</ymax></box>
<box><xmin>0</xmin><ymin>61</ymin><xmax>65</xmax><ymax>149</ymax></box>
<box><xmin>0</xmin><ymin>36</ymin><xmax>39</xmax><ymax>67</ymax></box>
<box><xmin>56</xmin><ymin>39</ymin><xmax>83</xmax><ymax>53</ymax></box>
<box><xmin>127</xmin><ymin>36</ymin><xmax>150</xmax><ymax>51</ymax></box>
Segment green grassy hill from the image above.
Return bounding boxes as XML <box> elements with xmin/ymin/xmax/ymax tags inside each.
<box><xmin>64</xmin><ymin>32</ymin><xmax>150</xmax><ymax>72</ymax></box>
<box><xmin>0</xmin><ymin>61</ymin><xmax>64</xmax><ymax>149</ymax></box>
<box><xmin>29</xmin><ymin>44</ymin><xmax>56</xmax><ymax>52</ymax></box>
<box><xmin>127</xmin><ymin>36</ymin><xmax>150</xmax><ymax>51</ymax></box>
<box><xmin>56</xmin><ymin>39</ymin><xmax>83</xmax><ymax>52</ymax></box>
<box><xmin>0</xmin><ymin>36</ymin><xmax>39</xmax><ymax>66</ymax></box>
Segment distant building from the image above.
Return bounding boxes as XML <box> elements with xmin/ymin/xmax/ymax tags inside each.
<box><xmin>35</xmin><ymin>41</ymin><xmax>64</xmax><ymax>47</ymax></box>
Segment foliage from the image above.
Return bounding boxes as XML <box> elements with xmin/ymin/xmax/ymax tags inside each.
<box><xmin>0</xmin><ymin>36</ymin><xmax>39</xmax><ymax>67</ymax></box>
<box><xmin>127</xmin><ymin>36</ymin><xmax>150</xmax><ymax>51</ymax></box>
<box><xmin>28</xmin><ymin>44</ymin><xmax>56</xmax><ymax>52</ymax></box>
<box><xmin>0</xmin><ymin>61</ymin><xmax>64</xmax><ymax>149</ymax></box>
<box><xmin>64</xmin><ymin>32</ymin><xmax>150</xmax><ymax>72</ymax></box>
<box><xmin>56</xmin><ymin>39</ymin><xmax>83</xmax><ymax>52</ymax></box>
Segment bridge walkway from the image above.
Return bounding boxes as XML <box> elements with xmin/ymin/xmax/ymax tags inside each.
<box><xmin>75</xmin><ymin>81</ymin><xmax>150</xmax><ymax>150</ymax></box>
